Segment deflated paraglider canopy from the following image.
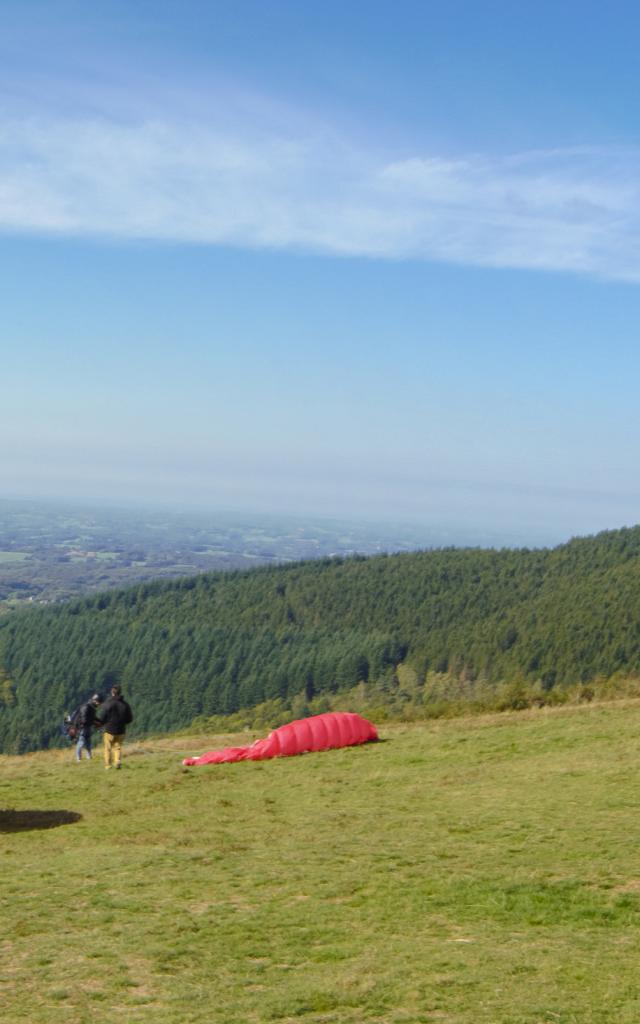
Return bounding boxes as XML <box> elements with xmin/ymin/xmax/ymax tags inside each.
<box><xmin>183</xmin><ymin>711</ymin><xmax>378</xmax><ymax>766</ymax></box>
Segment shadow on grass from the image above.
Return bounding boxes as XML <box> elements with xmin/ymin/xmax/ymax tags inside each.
<box><xmin>0</xmin><ymin>809</ymin><xmax>82</xmax><ymax>833</ymax></box>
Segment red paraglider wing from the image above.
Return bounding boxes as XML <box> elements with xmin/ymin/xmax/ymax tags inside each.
<box><xmin>182</xmin><ymin>711</ymin><xmax>377</xmax><ymax>766</ymax></box>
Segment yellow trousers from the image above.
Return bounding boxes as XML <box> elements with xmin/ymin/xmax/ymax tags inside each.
<box><xmin>103</xmin><ymin>732</ymin><xmax>124</xmax><ymax>768</ymax></box>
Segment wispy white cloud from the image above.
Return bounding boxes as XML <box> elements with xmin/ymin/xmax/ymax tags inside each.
<box><xmin>1</xmin><ymin>99</ymin><xmax>639</xmax><ymax>279</ymax></box>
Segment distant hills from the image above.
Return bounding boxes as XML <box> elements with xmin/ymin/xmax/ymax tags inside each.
<box><xmin>1</xmin><ymin>524</ymin><xmax>640</xmax><ymax>753</ymax></box>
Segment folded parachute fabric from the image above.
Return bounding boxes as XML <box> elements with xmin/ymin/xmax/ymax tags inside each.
<box><xmin>182</xmin><ymin>711</ymin><xmax>378</xmax><ymax>766</ymax></box>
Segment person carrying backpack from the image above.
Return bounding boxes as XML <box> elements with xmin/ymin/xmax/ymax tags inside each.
<box><xmin>96</xmin><ymin>685</ymin><xmax>133</xmax><ymax>770</ymax></box>
<box><xmin>72</xmin><ymin>693</ymin><xmax>103</xmax><ymax>762</ymax></box>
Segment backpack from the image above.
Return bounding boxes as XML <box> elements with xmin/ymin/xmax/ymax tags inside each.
<box><xmin>62</xmin><ymin>707</ymin><xmax>81</xmax><ymax>742</ymax></box>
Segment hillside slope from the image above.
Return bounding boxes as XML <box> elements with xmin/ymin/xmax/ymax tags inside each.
<box><xmin>4</xmin><ymin>706</ymin><xmax>640</xmax><ymax>1023</ymax></box>
<box><xmin>1</xmin><ymin>525</ymin><xmax>640</xmax><ymax>752</ymax></box>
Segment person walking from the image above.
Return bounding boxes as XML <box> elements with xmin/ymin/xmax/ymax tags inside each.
<box><xmin>96</xmin><ymin>684</ymin><xmax>133</xmax><ymax>770</ymax></box>
<box><xmin>73</xmin><ymin>693</ymin><xmax>103</xmax><ymax>762</ymax></box>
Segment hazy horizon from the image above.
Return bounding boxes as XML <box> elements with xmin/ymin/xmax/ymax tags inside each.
<box><xmin>0</xmin><ymin>488</ymin><xmax>621</xmax><ymax>551</ymax></box>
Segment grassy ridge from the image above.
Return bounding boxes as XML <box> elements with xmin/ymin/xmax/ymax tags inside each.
<box><xmin>3</xmin><ymin>705</ymin><xmax>640</xmax><ymax>1022</ymax></box>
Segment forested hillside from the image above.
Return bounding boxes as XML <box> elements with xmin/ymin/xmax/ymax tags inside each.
<box><xmin>1</xmin><ymin>525</ymin><xmax>640</xmax><ymax>752</ymax></box>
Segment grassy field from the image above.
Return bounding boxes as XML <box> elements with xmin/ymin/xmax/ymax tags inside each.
<box><xmin>3</xmin><ymin>704</ymin><xmax>640</xmax><ymax>1023</ymax></box>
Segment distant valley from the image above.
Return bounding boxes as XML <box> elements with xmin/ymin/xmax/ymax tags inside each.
<box><xmin>0</xmin><ymin>497</ymin><xmax>558</xmax><ymax>609</ymax></box>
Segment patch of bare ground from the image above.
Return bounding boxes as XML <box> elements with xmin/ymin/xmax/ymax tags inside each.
<box><xmin>612</xmin><ymin>879</ymin><xmax>640</xmax><ymax>894</ymax></box>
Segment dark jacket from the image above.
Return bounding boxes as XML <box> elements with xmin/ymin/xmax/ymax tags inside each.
<box><xmin>97</xmin><ymin>696</ymin><xmax>133</xmax><ymax>736</ymax></box>
<box><xmin>74</xmin><ymin>701</ymin><xmax>98</xmax><ymax>734</ymax></box>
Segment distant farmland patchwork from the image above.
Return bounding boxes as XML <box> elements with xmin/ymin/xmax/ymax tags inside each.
<box><xmin>0</xmin><ymin>498</ymin><xmax>474</xmax><ymax>608</ymax></box>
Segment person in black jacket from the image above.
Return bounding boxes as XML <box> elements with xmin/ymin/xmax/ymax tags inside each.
<box><xmin>73</xmin><ymin>693</ymin><xmax>103</xmax><ymax>762</ymax></box>
<box><xmin>96</xmin><ymin>685</ymin><xmax>133</xmax><ymax>770</ymax></box>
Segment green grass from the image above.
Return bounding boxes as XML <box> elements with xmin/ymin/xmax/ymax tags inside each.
<box><xmin>3</xmin><ymin>704</ymin><xmax>640</xmax><ymax>1023</ymax></box>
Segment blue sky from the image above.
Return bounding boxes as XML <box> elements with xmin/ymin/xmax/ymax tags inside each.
<box><xmin>2</xmin><ymin>0</ymin><xmax>640</xmax><ymax>542</ymax></box>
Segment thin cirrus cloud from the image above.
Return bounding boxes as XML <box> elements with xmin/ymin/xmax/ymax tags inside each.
<box><xmin>0</xmin><ymin>109</ymin><xmax>638</xmax><ymax>280</ymax></box>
